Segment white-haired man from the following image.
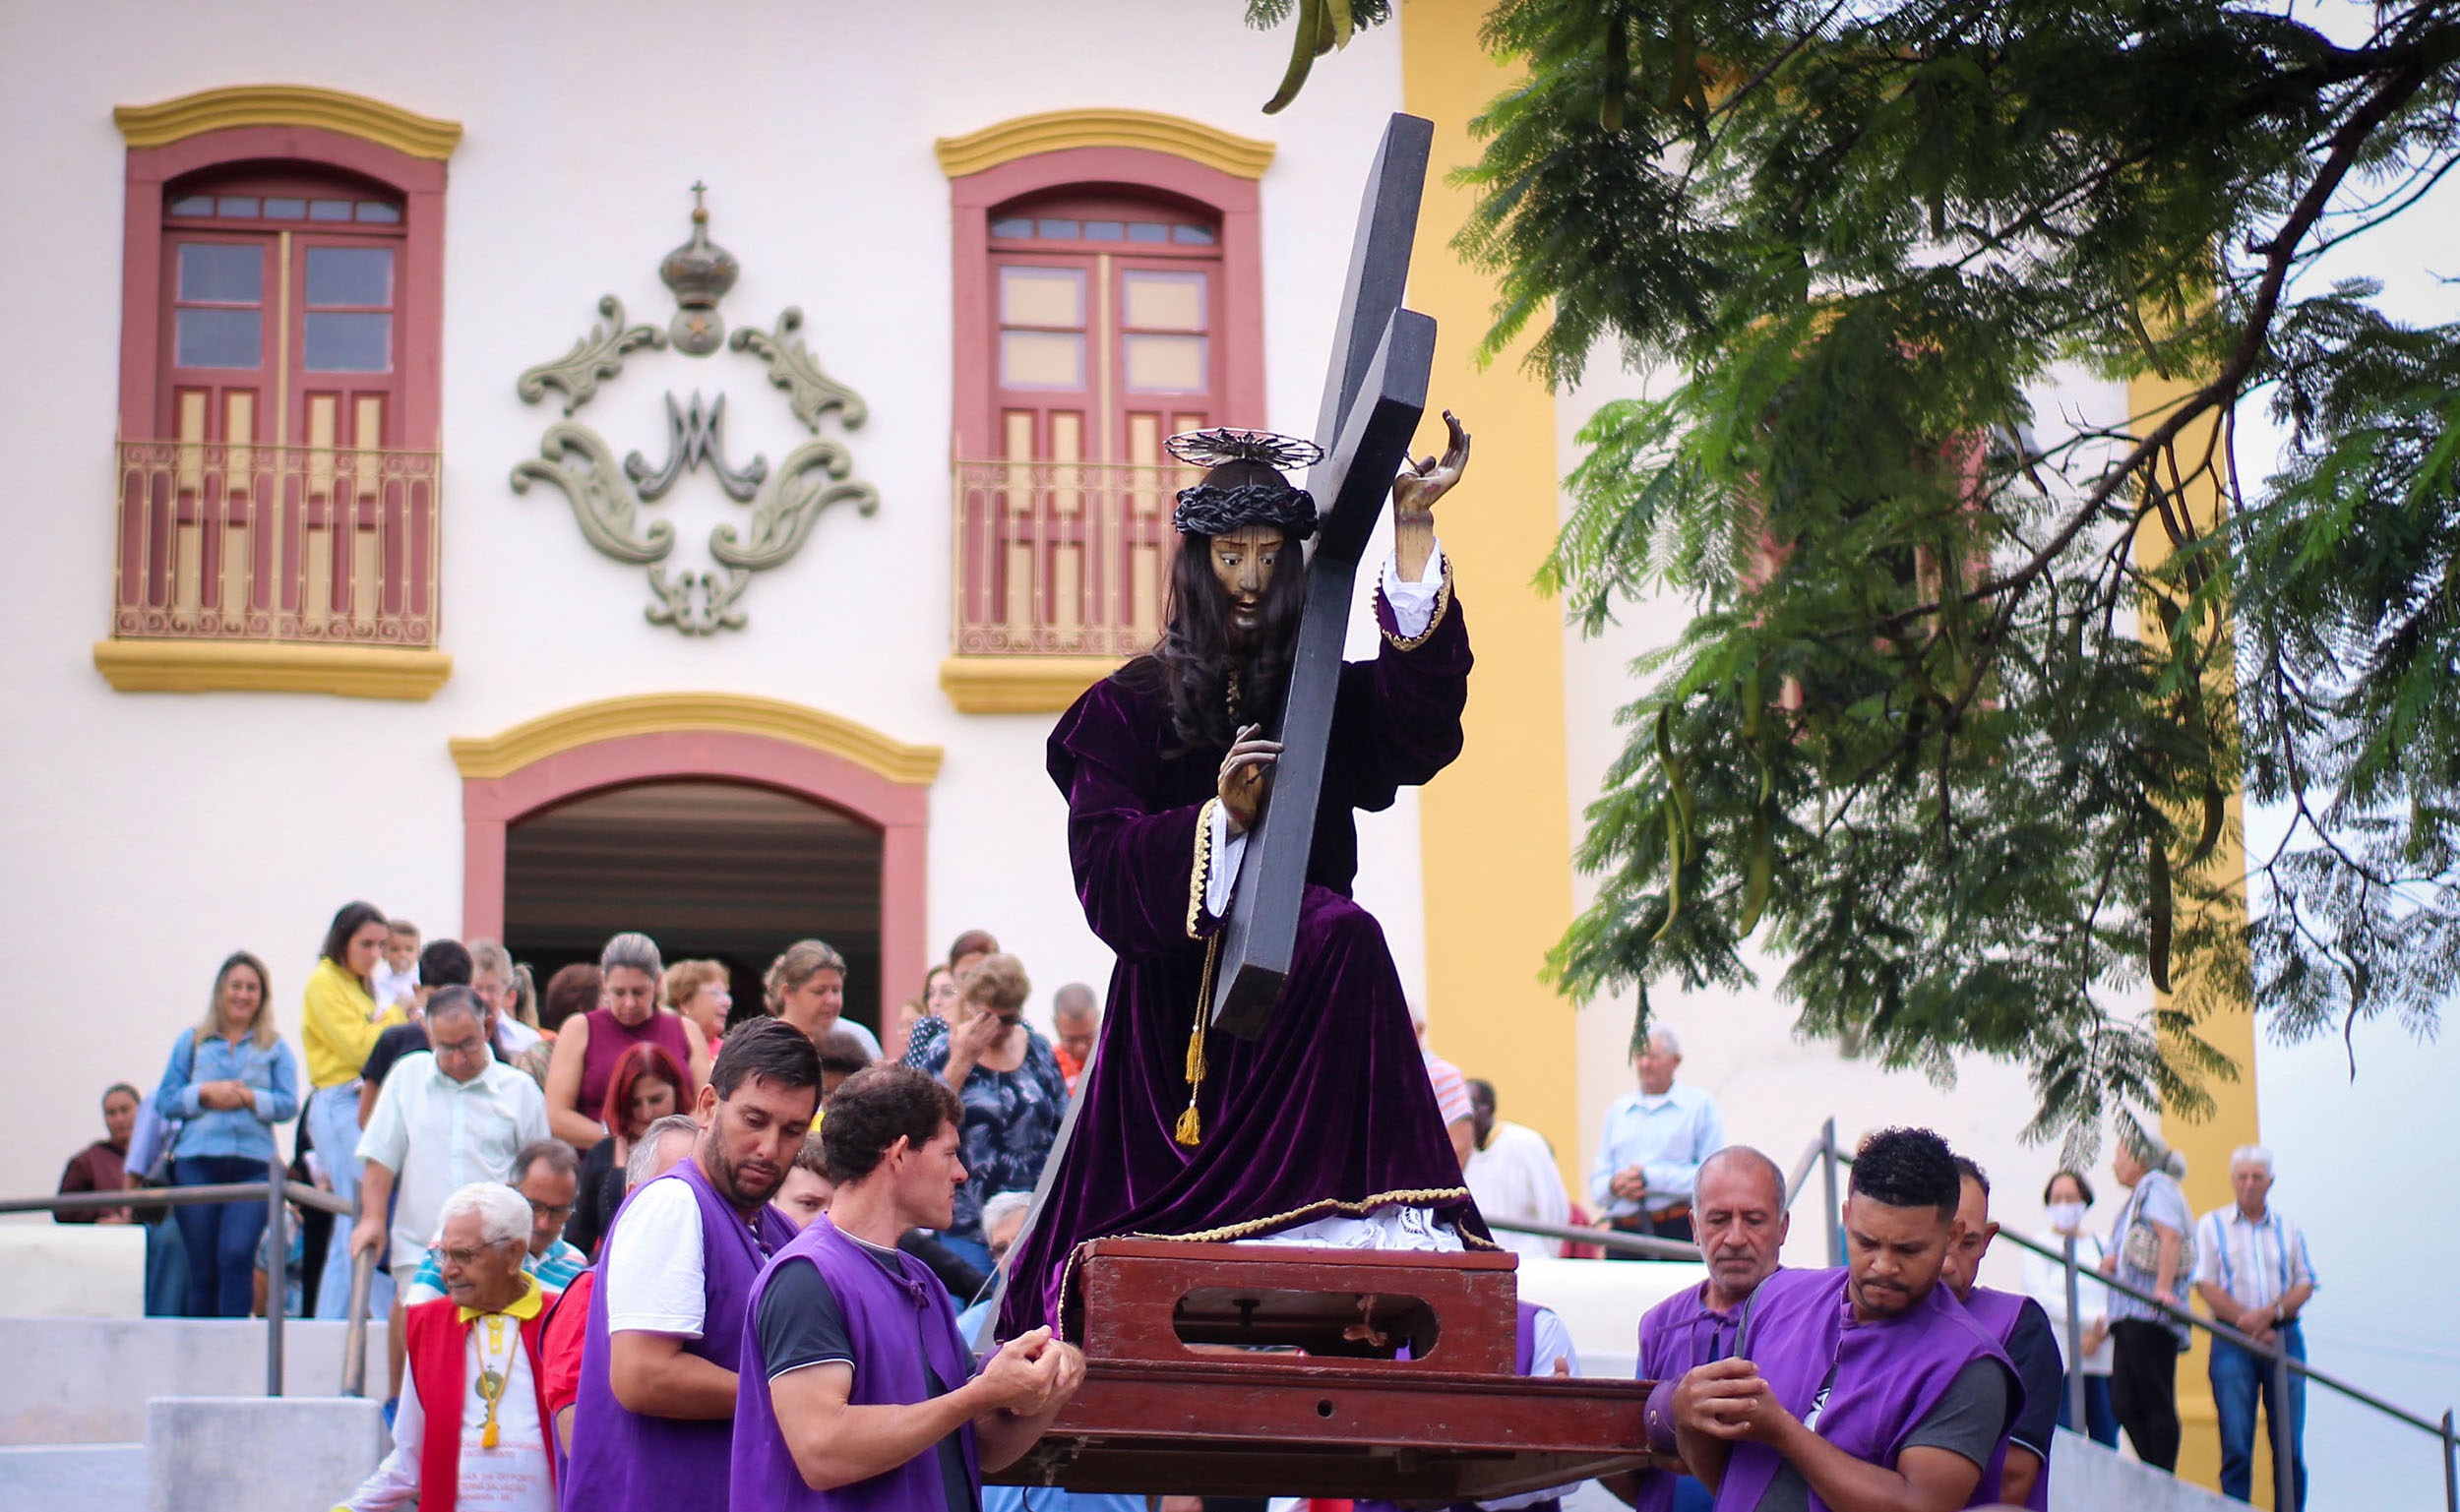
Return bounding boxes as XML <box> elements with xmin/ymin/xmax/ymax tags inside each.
<box><xmin>1588</xmin><ymin>1025</ymin><xmax>1724</xmax><ymax>1252</ymax></box>
<box><xmin>2193</xmin><ymin>1145</ymin><xmax>2316</xmax><ymax>1509</ymax></box>
<box><xmin>338</xmin><ymin>1181</ymin><xmax>563</xmax><ymax>1512</ymax></box>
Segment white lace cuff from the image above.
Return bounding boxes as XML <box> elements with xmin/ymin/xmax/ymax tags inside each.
<box><xmin>1206</xmin><ymin>798</ymin><xmax>1249</xmax><ymax>918</ymax></box>
<box><xmin>1381</xmin><ymin>540</ymin><xmax>1445</xmax><ymax>639</ymax></box>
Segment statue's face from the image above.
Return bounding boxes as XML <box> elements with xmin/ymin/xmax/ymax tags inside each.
<box><xmin>1210</xmin><ymin>524</ymin><xmax>1286</xmax><ymax>649</ymax></box>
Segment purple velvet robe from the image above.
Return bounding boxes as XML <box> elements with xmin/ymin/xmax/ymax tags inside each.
<box><xmin>561</xmin><ymin>1156</ymin><xmax>797</xmax><ymax>1512</ymax></box>
<box><xmin>1712</xmin><ymin>1268</ymin><xmax>2014</xmax><ymax>1512</ymax></box>
<box><xmin>1000</xmin><ymin>577</ymin><xmax>1486</xmax><ymax>1339</ymax></box>
<box><xmin>1355</xmin><ymin>1302</ymin><xmax>1561</xmax><ymax>1512</ymax></box>
<box><xmin>1634</xmin><ymin>1276</ymin><xmax>1772</xmax><ymax>1512</ymax></box>
<box><xmin>1960</xmin><ymin>1286</ymin><xmax>2048</xmax><ymax>1512</ymax></box>
<box><xmin>733</xmin><ymin>1215</ymin><xmax>983</xmax><ymax>1512</ymax></box>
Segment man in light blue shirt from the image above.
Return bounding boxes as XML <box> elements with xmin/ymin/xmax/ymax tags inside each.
<box><xmin>1587</xmin><ymin>1026</ymin><xmax>1723</xmax><ymax>1255</ymax></box>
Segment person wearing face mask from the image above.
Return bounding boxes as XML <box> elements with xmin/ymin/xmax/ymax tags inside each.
<box><xmin>899</xmin><ymin>953</ymin><xmax>1066</xmax><ymax>1274</ymax></box>
<box><xmin>2019</xmin><ymin>1170</ymin><xmax>2116</xmax><ymax>1448</ymax></box>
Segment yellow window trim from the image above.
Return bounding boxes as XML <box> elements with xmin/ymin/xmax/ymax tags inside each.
<box><xmin>935</xmin><ymin>109</ymin><xmax>1274</xmax><ymax>181</ymax></box>
<box><xmin>114</xmin><ymin>85</ymin><xmax>463</xmax><ymax>160</ymax></box>
<box><xmin>939</xmin><ymin>655</ymin><xmax>1122</xmax><ymax>714</ymax></box>
<box><xmin>449</xmin><ymin>692</ymin><xmax>944</xmax><ymax>786</ymax></box>
<box><xmin>92</xmin><ymin>639</ymin><xmax>454</xmax><ymax>700</ymax></box>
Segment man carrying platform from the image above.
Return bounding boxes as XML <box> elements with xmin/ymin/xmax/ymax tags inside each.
<box><xmin>1672</xmin><ymin>1127</ymin><xmax>2018</xmax><ymax>1512</ymax></box>
<box><xmin>1621</xmin><ymin>1145</ymin><xmax>1792</xmax><ymax>1512</ymax></box>
<box><xmin>1940</xmin><ymin>1158</ymin><xmax>2060</xmax><ymax>1510</ymax></box>
<box><xmin>734</xmin><ymin>1064</ymin><xmax>1083</xmax><ymax>1509</ymax></box>
<box><xmin>561</xmin><ymin>1019</ymin><xmax>820</xmax><ymax>1512</ymax></box>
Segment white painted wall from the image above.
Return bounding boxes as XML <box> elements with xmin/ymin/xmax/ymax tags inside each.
<box><xmin>0</xmin><ymin>0</ymin><xmax>1420</xmax><ymax>1199</ymax></box>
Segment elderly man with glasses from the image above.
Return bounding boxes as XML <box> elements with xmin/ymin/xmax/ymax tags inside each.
<box><xmin>338</xmin><ymin>1181</ymin><xmax>565</xmax><ymax>1512</ymax></box>
<box><xmin>401</xmin><ymin>1140</ymin><xmax>589</xmax><ymax>1304</ymax></box>
<box><xmin>352</xmin><ymin>988</ymin><xmax>552</xmax><ymax>1416</ymax></box>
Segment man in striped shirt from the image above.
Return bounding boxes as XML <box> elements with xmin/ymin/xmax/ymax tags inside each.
<box><xmin>2192</xmin><ymin>1145</ymin><xmax>2316</xmax><ymax>1509</ymax></box>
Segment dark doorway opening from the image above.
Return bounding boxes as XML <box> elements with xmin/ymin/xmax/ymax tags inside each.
<box><xmin>504</xmin><ymin>779</ymin><xmax>885</xmax><ymax>1037</ymax></box>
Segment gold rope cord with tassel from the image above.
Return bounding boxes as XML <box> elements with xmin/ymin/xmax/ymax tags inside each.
<box><xmin>1177</xmin><ymin>934</ymin><xmax>1223</xmax><ymax>1147</ymax></box>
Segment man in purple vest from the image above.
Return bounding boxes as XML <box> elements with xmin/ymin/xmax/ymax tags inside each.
<box><xmin>1939</xmin><ymin>1157</ymin><xmax>2060</xmax><ymax>1511</ymax></box>
<box><xmin>562</xmin><ymin>1018</ymin><xmax>820</xmax><ymax>1512</ymax></box>
<box><xmin>1617</xmin><ymin>1145</ymin><xmax>1792</xmax><ymax>1512</ymax></box>
<box><xmin>1671</xmin><ymin>1127</ymin><xmax>2017</xmax><ymax>1512</ymax></box>
<box><xmin>1353</xmin><ymin>1299</ymin><xmax>1580</xmax><ymax>1512</ymax></box>
<box><xmin>734</xmin><ymin>1064</ymin><xmax>1084</xmax><ymax>1509</ymax></box>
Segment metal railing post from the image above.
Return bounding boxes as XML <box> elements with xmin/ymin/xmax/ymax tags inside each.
<box><xmin>2441</xmin><ymin>1408</ymin><xmax>2455</xmax><ymax>1512</ymax></box>
<box><xmin>264</xmin><ymin>1156</ymin><xmax>287</xmax><ymax>1397</ymax></box>
<box><xmin>2272</xmin><ymin>1338</ymin><xmax>2297</xmax><ymax>1512</ymax></box>
<box><xmin>1819</xmin><ymin>1117</ymin><xmax>1843</xmax><ymax>1267</ymax></box>
<box><xmin>2062</xmin><ymin>1234</ymin><xmax>2087</xmax><ymax>1433</ymax></box>
<box><xmin>340</xmin><ymin>1245</ymin><xmax>377</xmax><ymax>1398</ymax></box>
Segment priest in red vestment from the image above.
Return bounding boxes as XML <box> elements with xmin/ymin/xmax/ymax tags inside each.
<box><xmin>337</xmin><ymin>1181</ymin><xmax>560</xmax><ymax>1512</ymax></box>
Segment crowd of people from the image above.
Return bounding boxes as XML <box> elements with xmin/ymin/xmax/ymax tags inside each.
<box><xmin>52</xmin><ymin>902</ymin><xmax>2315</xmax><ymax>1511</ymax></box>
<box><xmin>1465</xmin><ymin>1029</ymin><xmax>2316</xmax><ymax>1512</ymax></box>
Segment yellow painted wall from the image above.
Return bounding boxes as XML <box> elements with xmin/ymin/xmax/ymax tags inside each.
<box><xmin>2130</xmin><ymin>368</ymin><xmax>2268</xmax><ymax>1503</ymax></box>
<box><xmin>1399</xmin><ymin>1</ymin><xmax>1583</xmax><ymax>1183</ymax></box>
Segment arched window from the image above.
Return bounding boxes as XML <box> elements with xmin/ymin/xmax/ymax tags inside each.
<box><xmin>942</xmin><ymin>125</ymin><xmax>1267</xmax><ymax>680</ymax></box>
<box><xmin>105</xmin><ymin>93</ymin><xmax>451</xmax><ymax>679</ymax></box>
<box><xmin>157</xmin><ymin>166</ymin><xmax>407</xmax><ymax>453</ymax></box>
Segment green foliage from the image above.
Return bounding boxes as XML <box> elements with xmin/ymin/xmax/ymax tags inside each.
<box><xmin>1456</xmin><ymin>0</ymin><xmax>2460</xmax><ymax>1144</ymax></box>
<box><xmin>1244</xmin><ymin>0</ymin><xmax>1397</xmax><ymax>113</ymax></box>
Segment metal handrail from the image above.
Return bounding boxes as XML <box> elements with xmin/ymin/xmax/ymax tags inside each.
<box><xmin>1781</xmin><ymin>1119</ymin><xmax>2460</xmax><ymax>1512</ymax></box>
<box><xmin>1</xmin><ymin>1163</ymin><xmax>365</xmax><ymax>1399</ymax></box>
<box><xmin>1486</xmin><ymin>1216</ymin><xmax>1702</xmax><ymax>1262</ymax></box>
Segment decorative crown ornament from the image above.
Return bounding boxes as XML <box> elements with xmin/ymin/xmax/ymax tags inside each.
<box><xmin>659</xmin><ymin>183</ymin><xmax>740</xmax><ymax>355</ymax></box>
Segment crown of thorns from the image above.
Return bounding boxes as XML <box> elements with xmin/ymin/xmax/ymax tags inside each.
<box><xmin>1167</xmin><ymin>427</ymin><xmax>1323</xmax><ymax>539</ymax></box>
<box><xmin>1163</xmin><ymin>427</ymin><xmax>1325</xmax><ymax>471</ymax></box>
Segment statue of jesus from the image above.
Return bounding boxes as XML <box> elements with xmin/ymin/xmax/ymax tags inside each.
<box><xmin>1000</xmin><ymin>414</ymin><xmax>1487</xmax><ymax>1340</ymax></box>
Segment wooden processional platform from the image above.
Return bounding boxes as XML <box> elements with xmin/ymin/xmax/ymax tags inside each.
<box><xmin>990</xmin><ymin>1240</ymin><xmax>1659</xmax><ymax>1501</ymax></box>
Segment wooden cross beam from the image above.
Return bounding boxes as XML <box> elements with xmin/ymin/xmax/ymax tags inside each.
<box><xmin>1211</xmin><ymin>111</ymin><xmax>1437</xmax><ymax>1039</ymax></box>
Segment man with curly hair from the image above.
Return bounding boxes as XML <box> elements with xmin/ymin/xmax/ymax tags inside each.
<box><xmin>1670</xmin><ymin>1126</ymin><xmax>2019</xmax><ymax>1512</ymax></box>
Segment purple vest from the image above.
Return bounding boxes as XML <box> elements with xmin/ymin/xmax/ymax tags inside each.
<box><xmin>1633</xmin><ymin>1277</ymin><xmax>1768</xmax><ymax>1512</ymax></box>
<box><xmin>1960</xmin><ymin>1286</ymin><xmax>2048</xmax><ymax>1512</ymax></box>
<box><xmin>732</xmin><ymin>1215</ymin><xmax>983</xmax><ymax>1512</ymax></box>
<box><xmin>1356</xmin><ymin>1303</ymin><xmax>1561</xmax><ymax>1512</ymax></box>
<box><xmin>1713</xmin><ymin>1268</ymin><xmax>2013</xmax><ymax>1512</ymax></box>
<box><xmin>561</xmin><ymin>1156</ymin><xmax>796</xmax><ymax>1512</ymax></box>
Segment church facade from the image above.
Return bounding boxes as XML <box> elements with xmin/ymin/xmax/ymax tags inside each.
<box><xmin>2</xmin><ymin>0</ymin><xmax>2255</xmax><ymax>1292</ymax></box>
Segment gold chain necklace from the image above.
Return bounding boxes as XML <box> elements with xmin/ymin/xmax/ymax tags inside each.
<box><xmin>474</xmin><ymin>1312</ymin><xmax>514</xmax><ymax>1449</ymax></box>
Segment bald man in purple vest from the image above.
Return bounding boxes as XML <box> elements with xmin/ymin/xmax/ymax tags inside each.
<box><xmin>1617</xmin><ymin>1146</ymin><xmax>1791</xmax><ymax>1512</ymax></box>
<box><xmin>562</xmin><ymin>1020</ymin><xmax>820</xmax><ymax>1512</ymax></box>
<box><xmin>734</xmin><ymin>1064</ymin><xmax>1083</xmax><ymax>1510</ymax></box>
<box><xmin>1671</xmin><ymin>1127</ymin><xmax>2018</xmax><ymax>1512</ymax></box>
<box><xmin>1940</xmin><ymin>1157</ymin><xmax>2060</xmax><ymax>1511</ymax></box>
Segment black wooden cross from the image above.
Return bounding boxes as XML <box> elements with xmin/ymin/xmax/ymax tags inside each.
<box><xmin>972</xmin><ymin>120</ymin><xmax>1440</xmax><ymax>1346</ymax></box>
<box><xmin>1210</xmin><ymin>111</ymin><xmax>1437</xmax><ymax>1039</ymax></box>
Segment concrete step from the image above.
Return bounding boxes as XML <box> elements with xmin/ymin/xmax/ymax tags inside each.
<box><xmin>0</xmin><ymin>1442</ymin><xmax>145</xmax><ymax>1512</ymax></box>
<box><xmin>0</xmin><ymin>1316</ymin><xmax>387</xmax><ymax>1445</ymax></box>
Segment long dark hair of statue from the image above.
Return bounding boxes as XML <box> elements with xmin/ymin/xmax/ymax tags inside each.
<box><xmin>1137</xmin><ymin>459</ymin><xmax>1311</xmax><ymax>754</ymax></box>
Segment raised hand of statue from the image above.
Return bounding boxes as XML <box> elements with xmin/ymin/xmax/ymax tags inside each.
<box><xmin>1218</xmin><ymin>722</ymin><xmax>1280</xmax><ymax>837</ymax></box>
<box><xmin>1391</xmin><ymin>409</ymin><xmax>1469</xmax><ymax>582</ymax></box>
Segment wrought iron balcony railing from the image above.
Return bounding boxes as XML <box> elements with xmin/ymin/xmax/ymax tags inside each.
<box><xmin>951</xmin><ymin>456</ymin><xmax>1199</xmax><ymax>659</ymax></box>
<box><xmin>111</xmin><ymin>439</ymin><xmax>441</xmax><ymax>647</ymax></box>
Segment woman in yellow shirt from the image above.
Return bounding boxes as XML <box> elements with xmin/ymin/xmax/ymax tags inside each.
<box><xmin>304</xmin><ymin>900</ymin><xmax>398</xmax><ymax>1319</ymax></box>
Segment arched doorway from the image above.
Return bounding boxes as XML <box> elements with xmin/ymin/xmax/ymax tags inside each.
<box><xmin>503</xmin><ymin>779</ymin><xmax>884</xmax><ymax>1035</ymax></box>
<box><xmin>453</xmin><ymin>693</ymin><xmax>943</xmax><ymax>1033</ymax></box>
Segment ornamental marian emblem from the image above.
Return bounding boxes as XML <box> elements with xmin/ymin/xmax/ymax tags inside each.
<box><xmin>511</xmin><ymin>185</ymin><xmax>876</xmax><ymax>635</ymax></box>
